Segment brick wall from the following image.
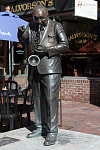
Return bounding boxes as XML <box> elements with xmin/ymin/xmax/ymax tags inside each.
<box><xmin>61</xmin><ymin>77</ymin><xmax>100</xmax><ymax>105</ymax></box>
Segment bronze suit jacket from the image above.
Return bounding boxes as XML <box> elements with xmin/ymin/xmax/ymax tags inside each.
<box><xmin>22</xmin><ymin>18</ymin><xmax>69</xmax><ymax>74</ymax></box>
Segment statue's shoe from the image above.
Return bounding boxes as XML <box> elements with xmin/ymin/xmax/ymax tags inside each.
<box><xmin>27</xmin><ymin>128</ymin><xmax>42</xmax><ymax>138</ymax></box>
<box><xmin>43</xmin><ymin>133</ymin><xmax>57</xmax><ymax>146</ymax></box>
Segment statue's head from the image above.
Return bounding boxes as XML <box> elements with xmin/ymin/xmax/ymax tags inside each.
<box><xmin>32</xmin><ymin>5</ymin><xmax>48</xmax><ymax>25</ymax></box>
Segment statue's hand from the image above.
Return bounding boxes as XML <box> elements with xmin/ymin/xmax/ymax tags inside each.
<box><xmin>18</xmin><ymin>25</ymin><xmax>26</xmax><ymax>41</ymax></box>
<box><xmin>18</xmin><ymin>25</ymin><xmax>25</xmax><ymax>34</ymax></box>
<box><xmin>34</xmin><ymin>45</ymin><xmax>48</xmax><ymax>58</ymax></box>
<box><xmin>35</xmin><ymin>44</ymin><xmax>47</xmax><ymax>52</ymax></box>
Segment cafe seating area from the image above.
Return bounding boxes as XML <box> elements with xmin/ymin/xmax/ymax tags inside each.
<box><xmin>0</xmin><ymin>67</ymin><xmax>62</xmax><ymax>132</ymax></box>
<box><xmin>0</xmin><ymin>79</ymin><xmax>34</xmax><ymax>132</ymax></box>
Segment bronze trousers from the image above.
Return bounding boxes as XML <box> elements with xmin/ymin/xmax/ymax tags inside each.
<box><xmin>32</xmin><ymin>73</ymin><xmax>61</xmax><ymax>134</ymax></box>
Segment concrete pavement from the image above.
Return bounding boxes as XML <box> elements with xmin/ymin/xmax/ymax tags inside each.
<box><xmin>0</xmin><ymin>127</ymin><xmax>100</xmax><ymax>150</ymax></box>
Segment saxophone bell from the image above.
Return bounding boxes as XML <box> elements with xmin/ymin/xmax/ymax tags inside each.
<box><xmin>28</xmin><ymin>55</ymin><xmax>40</xmax><ymax>66</ymax></box>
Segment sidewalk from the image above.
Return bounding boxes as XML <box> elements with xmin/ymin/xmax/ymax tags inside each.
<box><xmin>1</xmin><ymin>100</ymin><xmax>100</xmax><ymax>149</ymax></box>
<box><xmin>21</xmin><ymin>100</ymin><xmax>100</xmax><ymax>136</ymax></box>
<box><xmin>59</xmin><ymin>101</ymin><xmax>100</xmax><ymax>136</ymax></box>
<box><xmin>1</xmin><ymin>100</ymin><xmax>100</xmax><ymax>136</ymax></box>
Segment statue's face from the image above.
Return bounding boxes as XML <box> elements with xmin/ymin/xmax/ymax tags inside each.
<box><xmin>34</xmin><ymin>15</ymin><xmax>46</xmax><ymax>24</ymax></box>
<box><xmin>33</xmin><ymin>5</ymin><xmax>48</xmax><ymax>26</ymax></box>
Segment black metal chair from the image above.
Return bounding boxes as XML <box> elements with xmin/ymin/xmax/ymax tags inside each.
<box><xmin>0</xmin><ymin>80</ymin><xmax>19</xmax><ymax>131</ymax></box>
<box><xmin>17</xmin><ymin>85</ymin><xmax>34</xmax><ymax>127</ymax></box>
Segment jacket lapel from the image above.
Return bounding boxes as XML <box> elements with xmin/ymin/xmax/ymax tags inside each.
<box><xmin>40</xmin><ymin>19</ymin><xmax>51</xmax><ymax>44</ymax></box>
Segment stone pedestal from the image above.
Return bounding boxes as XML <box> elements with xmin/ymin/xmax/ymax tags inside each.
<box><xmin>0</xmin><ymin>128</ymin><xmax>100</xmax><ymax>150</ymax></box>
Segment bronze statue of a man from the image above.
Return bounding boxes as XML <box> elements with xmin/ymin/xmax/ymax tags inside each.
<box><xmin>18</xmin><ymin>5</ymin><xmax>69</xmax><ymax>146</ymax></box>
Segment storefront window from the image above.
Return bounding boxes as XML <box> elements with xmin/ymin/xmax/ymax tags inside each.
<box><xmin>61</xmin><ymin>19</ymin><xmax>100</xmax><ymax>77</ymax></box>
<box><xmin>0</xmin><ymin>41</ymin><xmax>27</xmax><ymax>77</ymax></box>
<box><xmin>62</xmin><ymin>54</ymin><xmax>100</xmax><ymax>77</ymax></box>
<box><xmin>14</xmin><ymin>43</ymin><xmax>26</xmax><ymax>75</ymax></box>
<box><xmin>0</xmin><ymin>41</ymin><xmax>9</xmax><ymax>75</ymax></box>
<box><xmin>0</xmin><ymin>41</ymin><xmax>4</xmax><ymax>68</ymax></box>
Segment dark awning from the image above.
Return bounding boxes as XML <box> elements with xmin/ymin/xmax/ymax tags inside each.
<box><xmin>0</xmin><ymin>0</ymin><xmax>75</xmax><ymax>15</ymax></box>
<box><xmin>53</xmin><ymin>0</ymin><xmax>74</xmax><ymax>11</ymax></box>
<box><xmin>0</xmin><ymin>0</ymin><xmax>99</xmax><ymax>18</ymax></box>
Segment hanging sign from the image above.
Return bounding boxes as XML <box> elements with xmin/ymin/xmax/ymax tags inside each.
<box><xmin>10</xmin><ymin>0</ymin><xmax>54</xmax><ymax>13</ymax></box>
<box><xmin>0</xmin><ymin>0</ymin><xmax>54</xmax><ymax>15</ymax></box>
<box><xmin>75</xmin><ymin>0</ymin><xmax>98</xmax><ymax>20</ymax></box>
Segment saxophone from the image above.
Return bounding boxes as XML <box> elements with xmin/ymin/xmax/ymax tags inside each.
<box><xmin>28</xmin><ymin>24</ymin><xmax>41</xmax><ymax>66</ymax></box>
<box><xmin>28</xmin><ymin>24</ymin><xmax>47</xmax><ymax>66</ymax></box>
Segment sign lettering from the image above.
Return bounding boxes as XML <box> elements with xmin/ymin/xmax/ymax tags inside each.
<box><xmin>68</xmin><ymin>32</ymin><xmax>98</xmax><ymax>42</ymax></box>
<box><xmin>10</xmin><ymin>0</ymin><xmax>53</xmax><ymax>13</ymax></box>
